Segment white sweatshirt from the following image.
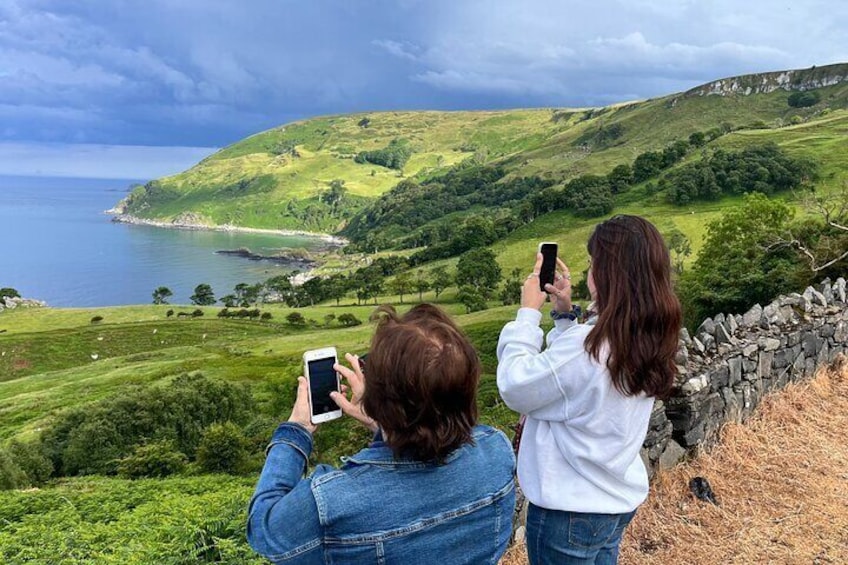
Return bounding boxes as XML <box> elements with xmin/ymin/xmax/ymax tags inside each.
<box><xmin>496</xmin><ymin>308</ymin><xmax>654</xmax><ymax>514</ymax></box>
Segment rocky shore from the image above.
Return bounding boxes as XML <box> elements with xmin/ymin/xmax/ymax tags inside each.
<box><xmin>215</xmin><ymin>247</ymin><xmax>316</xmax><ymax>269</ymax></box>
<box><xmin>106</xmin><ymin>211</ymin><xmax>348</xmax><ymax>247</ymax></box>
<box><xmin>0</xmin><ymin>296</ymin><xmax>47</xmax><ymax>312</ymax></box>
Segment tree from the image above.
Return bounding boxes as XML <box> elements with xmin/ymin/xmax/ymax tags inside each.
<box><xmin>606</xmin><ymin>164</ymin><xmax>633</xmax><ymax>194</ymax></box>
<box><xmin>219</xmin><ymin>294</ymin><xmax>238</xmax><ymax>308</ymax></box>
<box><xmin>286</xmin><ymin>312</ymin><xmax>306</xmax><ymax>326</ymax></box>
<box><xmin>455</xmin><ymin>248</ymin><xmax>502</xmax><ymax>298</ymax></box>
<box><xmin>324</xmin><ymin>179</ymin><xmax>347</xmax><ymax>210</ymax></box>
<box><xmin>0</xmin><ymin>287</ymin><xmax>20</xmax><ymax>299</ymax></box>
<box><xmin>499</xmin><ymin>268</ymin><xmax>523</xmax><ymax>305</ymax></box>
<box><xmin>152</xmin><ymin>286</ymin><xmax>173</xmax><ymax>305</ymax></box>
<box><xmin>388</xmin><ymin>271</ymin><xmax>413</xmax><ymax>304</ymax></box>
<box><xmin>689</xmin><ymin>131</ymin><xmax>706</xmax><ymax>147</ymax></box>
<box><xmin>430</xmin><ymin>266</ymin><xmax>452</xmax><ymax>299</ymax></box>
<box><xmin>324</xmin><ymin>275</ymin><xmax>349</xmax><ymax>306</ymax></box>
<box><xmin>413</xmin><ymin>270</ymin><xmax>430</xmax><ymax>301</ymax></box>
<box><xmin>190</xmin><ymin>283</ymin><xmax>216</xmax><ymax>306</ymax></box>
<box><xmin>678</xmin><ymin>193</ymin><xmax>804</xmax><ymax>328</ymax></box>
<box><xmin>457</xmin><ymin>285</ymin><xmax>488</xmax><ymax>313</ymax></box>
<box><xmin>664</xmin><ymin>229</ymin><xmax>692</xmax><ymax>274</ymax></box>
<box><xmin>773</xmin><ymin>183</ymin><xmax>848</xmax><ymax>276</ymax></box>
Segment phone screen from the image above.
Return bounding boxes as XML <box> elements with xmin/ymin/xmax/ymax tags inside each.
<box><xmin>539</xmin><ymin>243</ymin><xmax>558</xmax><ymax>291</ymax></box>
<box><xmin>308</xmin><ymin>357</ymin><xmax>340</xmax><ymax>416</ymax></box>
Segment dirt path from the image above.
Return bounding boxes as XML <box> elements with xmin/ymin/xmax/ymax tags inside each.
<box><xmin>502</xmin><ymin>357</ymin><xmax>848</xmax><ymax>564</ymax></box>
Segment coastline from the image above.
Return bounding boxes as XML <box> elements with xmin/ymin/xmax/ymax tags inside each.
<box><xmin>105</xmin><ymin>211</ymin><xmax>348</xmax><ymax>246</ymax></box>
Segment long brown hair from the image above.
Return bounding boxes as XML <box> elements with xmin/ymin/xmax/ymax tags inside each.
<box><xmin>585</xmin><ymin>215</ymin><xmax>681</xmax><ymax>399</ymax></box>
<box><xmin>362</xmin><ymin>304</ymin><xmax>479</xmax><ymax>462</ymax></box>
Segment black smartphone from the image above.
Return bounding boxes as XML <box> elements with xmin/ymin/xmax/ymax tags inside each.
<box><xmin>538</xmin><ymin>242</ymin><xmax>558</xmax><ymax>292</ymax></box>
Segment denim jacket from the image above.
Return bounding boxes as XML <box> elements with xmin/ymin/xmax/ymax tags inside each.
<box><xmin>247</xmin><ymin>423</ymin><xmax>516</xmax><ymax>564</ymax></box>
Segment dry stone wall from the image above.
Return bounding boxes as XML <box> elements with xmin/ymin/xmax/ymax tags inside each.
<box><xmin>641</xmin><ymin>277</ymin><xmax>848</xmax><ymax>476</ymax></box>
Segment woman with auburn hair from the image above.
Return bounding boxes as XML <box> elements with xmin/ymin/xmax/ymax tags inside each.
<box><xmin>248</xmin><ymin>304</ymin><xmax>515</xmax><ymax>565</ymax></box>
<box><xmin>497</xmin><ymin>215</ymin><xmax>682</xmax><ymax>564</ymax></box>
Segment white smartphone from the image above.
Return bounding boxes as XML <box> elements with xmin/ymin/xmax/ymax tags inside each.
<box><xmin>538</xmin><ymin>242</ymin><xmax>558</xmax><ymax>292</ymax></box>
<box><xmin>303</xmin><ymin>347</ymin><xmax>342</xmax><ymax>424</ymax></box>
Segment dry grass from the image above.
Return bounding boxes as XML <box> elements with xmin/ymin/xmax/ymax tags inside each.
<box><xmin>501</xmin><ymin>357</ymin><xmax>848</xmax><ymax>564</ymax></box>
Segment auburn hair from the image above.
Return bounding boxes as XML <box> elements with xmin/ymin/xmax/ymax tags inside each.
<box><xmin>362</xmin><ymin>304</ymin><xmax>479</xmax><ymax>462</ymax></box>
<box><xmin>585</xmin><ymin>215</ymin><xmax>682</xmax><ymax>399</ymax></box>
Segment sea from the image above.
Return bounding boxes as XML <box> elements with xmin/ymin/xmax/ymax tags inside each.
<box><xmin>0</xmin><ymin>175</ymin><xmax>329</xmax><ymax>307</ymax></box>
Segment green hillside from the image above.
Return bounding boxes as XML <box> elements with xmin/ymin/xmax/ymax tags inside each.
<box><xmin>117</xmin><ymin>63</ymin><xmax>848</xmax><ymax>236</ymax></box>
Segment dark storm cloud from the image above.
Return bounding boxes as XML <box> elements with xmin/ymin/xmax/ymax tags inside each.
<box><xmin>1</xmin><ymin>0</ymin><xmax>847</xmax><ymax>177</ymax></box>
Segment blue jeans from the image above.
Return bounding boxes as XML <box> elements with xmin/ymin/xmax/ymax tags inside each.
<box><xmin>526</xmin><ymin>503</ymin><xmax>636</xmax><ymax>565</ymax></box>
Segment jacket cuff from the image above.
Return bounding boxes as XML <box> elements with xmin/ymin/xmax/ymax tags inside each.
<box><xmin>265</xmin><ymin>422</ymin><xmax>314</xmax><ymax>463</ymax></box>
<box><xmin>516</xmin><ymin>307</ymin><xmax>543</xmax><ymax>326</ymax></box>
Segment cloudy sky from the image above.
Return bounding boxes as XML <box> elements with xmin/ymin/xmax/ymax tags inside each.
<box><xmin>2</xmin><ymin>0</ymin><xmax>847</xmax><ymax>179</ymax></box>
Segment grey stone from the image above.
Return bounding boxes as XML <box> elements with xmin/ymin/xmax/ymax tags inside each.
<box><xmin>743</xmin><ymin>358</ymin><xmax>758</xmax><ymax>374</ymax></box>
<box><xmin>742</xmin><ymin>343</ymin><xmax>759</xmax><ymax>357</ymax></box>
<box><xmin>821</xmin><ymin>324</ymin><xmax>835</xmax><ymax>338</ymax></box>
<box><xmin>681</xmin><ymin>374</ymin><xmax>709</xmax><ymax>395</ymax></box>
<box><xmin>803</xmin><ymin>286</ymin><xmax>827</xmax><ymax>309</ymax></box>
<box><xmin>763</xmin><ymin>302</ymin><xmax>785</xmax><ymax>324</ymax></box>
<box><xmin>822</xmin><ymin>283</ymin><xmax>834</xmax><ymax>304</ymax></box>
<box><xmin>772</xmin><ymin>349</ymin><xmax>792</xmax><ymax>369</ymax></box>
<box><xmin>701</xmin><ymin>334</ymin><xmax>716</xmax><ymax>352</ymax></box>
<box><xmin>697</xmin><ymin>318</ymin><xmax>716</xmax><ymax>337</ymax></box>
<box><xmin>675</xmin><ymin>347</ymin><xmax>689</xmax><ymax>365</ymax></box>
<box><xmin>712</xmin><ymin>363</ymin><xmax>730</xmax><ymax>390</ymax></box>
<box><xmin>758</xmin><ymin>350</ymin><xmax>774</xmax><ymax>380</ymax></box>
<box><xmin>835</xmin><ymin>278</ymin><xmax>846</xmax><ymax>303</ymax></box>
<box><xmin>714</xmin><ymin>313</ymin><xmax>725</xmax><ymax>325</ymax></box>
<box><xmin>779</xmin><ymin>305</ymin><xmax>796</xmax><ymax>324</ymax></box>
<box><xmin>679</xmin><ymin>327</ymin><xmax>692</xmax><ymax>345</ymax></box>
<box><xmin>658</xmin><ymin>440</ymin><xmax>687</xmax><ymax>470</ymax></box>
<box><xmin>758</xmin><ymin>337</ymin><xmax>781</xmax><ymax>351</ymax></box>
<box><xmin>726</xmin><ymin>314</ymin><xmax>738</xmax><ymax>334</ymax></box>
<box><xmin>728</xmin><ymin>356</ymin><xmax>743</xmax><ymax>385</ymax></box>
<box><xmin>721</xmin><ymin>387</ymin><xmax>741</xmax><ymax>423</ymax></box>
<box><xmin>692</xmin><ymin>337</ymin><xmax>706</xmax><ymax>354</ymax></box>
<box><xmin>715</xmin><ymin>323</ymin><xmax>732</xmax><ymax>345</ymax></box>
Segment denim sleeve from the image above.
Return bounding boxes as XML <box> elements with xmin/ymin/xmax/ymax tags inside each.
<box><xmin>247</xmin><ymin>422</ymin><xmax>324</xmax><ymax>562</ymax></box>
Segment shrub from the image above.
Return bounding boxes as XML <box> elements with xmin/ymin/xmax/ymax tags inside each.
<box><xmin>166</xmin><ymin>309</ymin><xmax>174</xmax><ymax>318</ymax></box>
<box><xmin>217</xmin><ymin>308</ymin><xmax>230</xmax><ymax>318</ymax></box>
<box><xmin>117</xmin><ymin>439</ymin><xmax>188</xmax><ymax>479</ymax></box>
<box><xmin>196</xmin><ymin>422</ymin><xmax>249</xmax><ymax>474</ymax></box>
<box><xmin>0</xmin><ymin>448</ymin><xmax>26</xmax><ymax>490</ymax></box>
<box><xmin>788</xmin><ymin>90</ymin><xmax>820</xmax><ymax>108</ymax></box>
<box><xmin>337</xmin><ymin>313</ymin><xmax>361</xmax><ymax>327</ymax></box>
<box><xmin>41</xmin><ymin>373</ymin><xmax>254</xmax><ymax>476</ymax></box>
<box><xmin>90</xmin><ymin>315</ymin><xmax>103</xmax><ymax>324</ymax></box>
<box><xmin>7</xmin><ymin>440</ymin><xmax>52</xmax><ymax>486</ymax></box>
<box><xmin>285</xmin><ymin>312</ymin><xmax>306</xmax><ymax>326</ymax></box>
<box><xmin>260</xmin><ymin>312</ymin><xmax>272</xmax><ymax>321</ymax></box>
<box><xmin>192</xmin><ymin>309</ymin><xmax>204</xmax><ymax>317</ymax></box>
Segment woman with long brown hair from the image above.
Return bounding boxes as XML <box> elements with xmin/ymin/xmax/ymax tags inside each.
<box><xmin>497</xmin><ymin>215</ymin><xmax>681</xmax><ymax>564</ymax></box>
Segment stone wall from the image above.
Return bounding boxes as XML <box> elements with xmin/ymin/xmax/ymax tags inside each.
<box><xmin>641</xmin><ymin>277</ymin><xmax>847</xmax><ymax>476</ymax></box>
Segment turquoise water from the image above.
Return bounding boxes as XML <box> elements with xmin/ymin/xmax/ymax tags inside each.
<box><xmin>0</xmin><ymin>176</ymin><xmax>328</xmax><ymax>307</ymax></box>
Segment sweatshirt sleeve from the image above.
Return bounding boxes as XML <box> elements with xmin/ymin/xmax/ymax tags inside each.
<box><xmin>246</xmin><ymin>422</ymin><xmax>324</xmax><ymax>562</ymax></box>
<box><xmin>496</xmin><ymin>308</ymin><xmax>584</xmax><ymax>417</ymax></box>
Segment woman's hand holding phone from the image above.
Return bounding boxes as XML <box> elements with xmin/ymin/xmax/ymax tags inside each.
<box><xmin>288</xmin><ymin>376</ymin><xmax>318</xmax><ymax>434</ymax></box>
<box><xmin>547</xmin><ymin>257</ymin><xmax>573</xmax><ymax>313</ymax></box>
<box><xmin>331</xmin><ymin>353</ymin><xmax>379</xmax><ymax>433</ymax></box>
